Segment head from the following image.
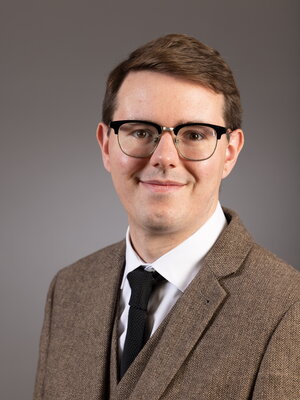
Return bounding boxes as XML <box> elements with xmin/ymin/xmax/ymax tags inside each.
<box><xmin>102</xmin><ymin>33</ymin><xmax>242</xmax><ymax>131</ymax></box>
<box><xmin>97</xmin><ymin>34</ymin><xmax>244</xmax><ymax>258</ymax></box>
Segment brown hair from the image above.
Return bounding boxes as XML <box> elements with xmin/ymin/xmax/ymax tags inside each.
<box><xmin>102</xmin><ymin>34</ymin><xmax>242</xmax><ymax>130</ymax></box>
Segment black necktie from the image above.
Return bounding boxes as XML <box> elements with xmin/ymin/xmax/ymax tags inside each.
<box><xmin>120</xmin><ymin>266</ymin><xmax>164</xmax><ymax>379</ymax></box>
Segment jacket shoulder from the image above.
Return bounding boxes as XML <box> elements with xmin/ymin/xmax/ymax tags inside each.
<box><xmin>250</xmin><ymin>243</ymin><xmax>299</xmax><ymax>288</ymax></box>
<box><xmin>54</xmin><ymin>240</ymin><xmax>126</xmax><ymax>287</ymax></box>
<box><xmin>221</xmin><ymin>208</ymin><xmax>300</xmax><ymax>306</ymax></box>
<box><xmin>239</xmin><ymin>242</ymin><xmax>300</xmax><ymax>310</ymax></box>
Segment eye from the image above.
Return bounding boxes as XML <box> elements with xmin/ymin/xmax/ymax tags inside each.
<box><xmin>131</xmin><ymin>129</ymin><xmax>153</xmax><ymax>139</ymax></box>
<box><xmin>183</xmin><ymin>131</ymin><xmax>205</xmax><ymax>141</ymax></box>
<box><xmin>179</xmin><ymin>125</ymin><xmax>215</xmax><ymax>142</ymax></box>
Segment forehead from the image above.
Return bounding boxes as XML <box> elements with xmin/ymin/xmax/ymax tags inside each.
<box><xmin>114</xmin><ymin>71</ymin><xmax>225</xmax><ymax>126</ymax></box>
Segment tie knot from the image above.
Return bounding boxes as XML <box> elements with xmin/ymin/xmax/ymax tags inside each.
<box><xmin>127</xmin><ymin>266</ymin><xmax>164</xmax><ymax>311</ymax></box>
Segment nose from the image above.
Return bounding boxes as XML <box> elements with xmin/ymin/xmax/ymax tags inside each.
<box><xmin>149</xmin><ymin>130</ymin><xmax>179</xmax><ymax>169</ymax></box>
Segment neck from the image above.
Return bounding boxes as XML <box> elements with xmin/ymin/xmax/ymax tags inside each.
<box><xmin>129</xmin><ymin>209</ymin><xmax>218</xmax><ymax>263</ymax></box>
<box><xmin>129</xmin><ymin>230</ymin><xmax>186</xmax><ymax>263</ymax></box>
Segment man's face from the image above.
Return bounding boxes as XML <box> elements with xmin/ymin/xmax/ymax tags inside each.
<box><xmin>98</xmin><ymin>71</ymin><xmax>243</xmax><ymax>243</ymax></box>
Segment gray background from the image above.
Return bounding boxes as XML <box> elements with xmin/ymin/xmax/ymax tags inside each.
<box><xmin>1</xmin><ymin>0</ymin><xmax>299</xmax><ymax>398</ymax></box>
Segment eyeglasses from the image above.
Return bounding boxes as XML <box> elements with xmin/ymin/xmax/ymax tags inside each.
<box><xmin>109</xmin><ymin>120</ymin><xmax>230</xmax><ymax>161</ymax></box>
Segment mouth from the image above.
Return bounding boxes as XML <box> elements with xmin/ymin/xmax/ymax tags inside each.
<box><xmin>139</xmin><ymin>179</ymin><xmax>186</xmax><ymax>193</ymax></box>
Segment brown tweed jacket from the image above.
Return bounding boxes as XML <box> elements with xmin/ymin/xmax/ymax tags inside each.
<box><xmin>34</xmin><ymin>209</ymin><xmax>300</xmax><ymax>399</ymax></box>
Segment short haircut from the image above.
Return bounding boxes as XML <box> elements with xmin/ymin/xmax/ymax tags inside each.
<box><xmin>102</xmin><ymin>33</ymin><xmax>242</xmax><ymax>130</ymax></box>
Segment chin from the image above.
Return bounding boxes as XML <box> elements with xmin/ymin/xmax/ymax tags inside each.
<box><xmin>142</xmin><ymin>213</ymin><xmax>183</xmax><ymax>235</ymax></box>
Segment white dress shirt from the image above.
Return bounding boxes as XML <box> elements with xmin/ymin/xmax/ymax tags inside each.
<box><xmin>118</xmin><ymin>202</ymin><xmax>227</xmax><ymax>356</ymax></box>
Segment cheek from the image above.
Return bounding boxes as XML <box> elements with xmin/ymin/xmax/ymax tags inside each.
<box><xmin>114</xmin><ymin>157</ymin><xmax>143</xmax><ymax>177</ymax></box>
<box><xmin>108</xmin><ymin>138</ymin><xmax>134</xmax><ymax>173</ymax></box>
<box><xmin>189</xmin><ymin>158</ymin><xmax>224</xmax><ymax>189</ymax></box>
<box><xmin>108</xmin><ymin>148</ymin><xmax>146</xmax><ymax>188</ymax></box>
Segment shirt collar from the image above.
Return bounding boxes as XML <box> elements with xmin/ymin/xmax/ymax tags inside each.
<box><xmin>121</xmin><ymin>202</ymin><xmax>227</xmax><ymax>292</ymax></box>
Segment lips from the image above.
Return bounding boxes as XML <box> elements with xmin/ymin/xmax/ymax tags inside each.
<box><xmin>139</xmin><ymin>179</ymin><xmax>186</xmax><ymax>193</ymax></box>
<box><xmin>141</xmin><ymin>180</ymin><xmax>185</xmax><ymax>186</ymax></box>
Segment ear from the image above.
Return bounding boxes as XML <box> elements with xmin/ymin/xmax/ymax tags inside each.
<box><xmin>222</xmin><ymin>129</ymin><xmax>244</xmax><ymax>179</ymax></box>
<box><xmin>96</xmin><ymin>122</ymin><xmax>111</xmax><ymax>172</ymax></box>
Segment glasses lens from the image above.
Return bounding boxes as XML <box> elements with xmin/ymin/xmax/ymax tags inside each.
<box><xmin>117</xmin><ymin>122</ymin><xmax>159</xmax><ymax>157</ymax></box>
<box><xmin>176</xmin><ymin>125</ymin><xmax>217</xmax><ymax>160</ymax></box>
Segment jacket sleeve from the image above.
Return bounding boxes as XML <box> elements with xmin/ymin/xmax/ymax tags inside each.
<box><xmin>33</xmin><ymin>274</ymin><xmax>58</xmax><ymax>400</ymax></box>
<box><xmin>252</xmin><ymin>301</ymin><xmax>300</xmax><ymax>399</ymax></box>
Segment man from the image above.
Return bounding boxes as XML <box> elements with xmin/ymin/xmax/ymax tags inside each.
<box><xmin>34</xmin><ymin>34</ymin><xmax>300</xmax><ymax>399</ymax></box>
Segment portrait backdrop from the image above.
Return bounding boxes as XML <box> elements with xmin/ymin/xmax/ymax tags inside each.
<box><xmin>1</xmin><ymin>0</ymin><xmax>299</xmax><ymax>398</ymax></box>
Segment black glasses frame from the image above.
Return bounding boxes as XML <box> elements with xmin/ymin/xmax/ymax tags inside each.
<box><xmin>109</xmin><ymin>120</ymin><xmax>229</xmax><ymax>139</ymax></box>
<box><xmin>109</xmin><ymin>120</ymin><xmax>230</xmax><ymax>161</ymax></box>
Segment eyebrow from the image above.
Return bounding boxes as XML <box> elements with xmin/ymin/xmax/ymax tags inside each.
<box><xmin>172</xmin><ymin>119</ymin><xmax>206</xmax><ymax>125</ymax></box>
<box><xmin>130</xmin><ymin>119</ymin><xmax>207</xmax><ymax>126</ymax></box>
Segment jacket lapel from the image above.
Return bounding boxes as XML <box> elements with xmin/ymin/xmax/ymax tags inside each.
<box><xmin>97</xmin><ymin>241</ymin><xmax>125</xmax><ymax>399</ymax></box>
<box><xmin>109</xmin><ymin>296</ymin><xmax>121</xmax><ymax>399</ymax></box>
<box><xmin>88</xmin><ymin>241</ymin><xmax>126</xmax><ymax>397</ymax></box>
